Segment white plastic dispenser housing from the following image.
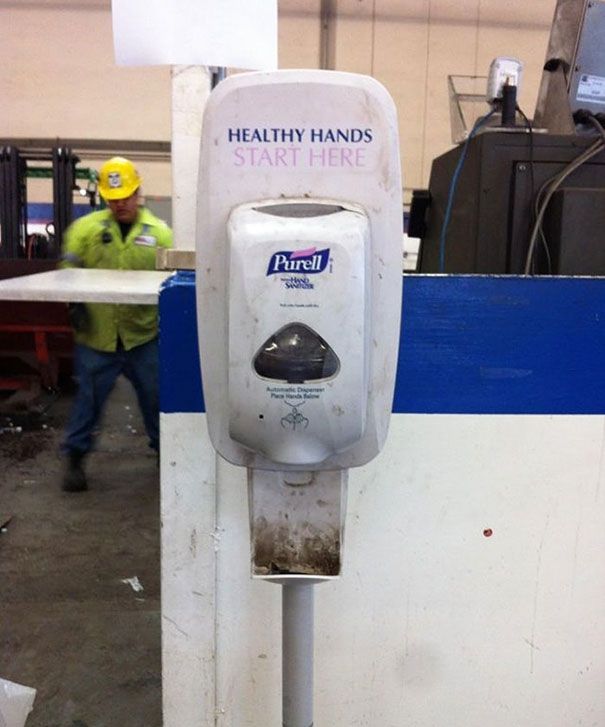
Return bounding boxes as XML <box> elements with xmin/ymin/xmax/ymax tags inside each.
<box><xmin>228</xmin><ymin>200</ymin><xmax>369</xmax><ymax>466</ymax></box>
<box><xmin>197</xmin><ymin>70</ymin><xmax>403</xmax><ymax>474</ymax></box>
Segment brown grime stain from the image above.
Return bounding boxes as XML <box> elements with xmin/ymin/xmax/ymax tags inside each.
<box><xmin>252</xmin><ymin>521</ymin><xmax>340</xmax><ymax>577</ymax></box>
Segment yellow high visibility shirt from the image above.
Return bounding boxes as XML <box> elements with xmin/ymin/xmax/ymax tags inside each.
<box><xmin>61</xmin><ymin>207</ymin><xmax>173</xmax><ymax>352</ymax></box>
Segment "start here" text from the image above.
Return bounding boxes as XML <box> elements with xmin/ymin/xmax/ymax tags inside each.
<box><xmin>233</xmin><ymin>146</ymin><xmax>367</xmax><ymax>168</ymax></box>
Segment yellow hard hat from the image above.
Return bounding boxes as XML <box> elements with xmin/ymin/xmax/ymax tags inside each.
<box><xmin>98</xmin><ymin>156</ymin><xmax>141</xmax><ymax>200</ymax></box>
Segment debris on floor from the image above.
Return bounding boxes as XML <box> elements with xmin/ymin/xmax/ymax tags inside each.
<box><xmin>0</xmin><ymin>676</ymin><xmax>36</xmax><ymax>727</ymax></box>
<box><xmin>0</xmin><ymin>379</ymin><xmax>162</xmax><ymax>726</ymax></box>
<box><xmin>0</xmin><ymin>515</ymin><xmax>12</xmax><ymax>534</ymax></box>
<box><xmin>120</xmin><ymin>576</ymin><xmax>144</xmax><ymax>593</ymax></box>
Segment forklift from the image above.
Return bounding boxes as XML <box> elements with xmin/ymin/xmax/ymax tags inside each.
<box><xmin>0</xmin><ymin>146</ymin><xmax>98</xmax><ymax>396</ymax></box>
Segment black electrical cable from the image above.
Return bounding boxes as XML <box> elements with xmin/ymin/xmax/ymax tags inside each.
<box><xmin>501</xmin><ymin>85</ymin><xmax>517</xmax><ymax>126</ymax></box>
<box><xmin>438</xmin><ymin>108</ymin><xmax>497</xmax><ymax>272</ymax></box>
<box><xmin>516</xmin><ymin>104</ymin><xmax>552</xmax><ymax>274</ymax></box>
<box><xmin>516</xmin><ymin>107</ymin><xmax>537</xmax><ymax>243</ymax></box>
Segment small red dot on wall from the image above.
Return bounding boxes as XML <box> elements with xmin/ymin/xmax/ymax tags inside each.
<box><xmin>483</xmin><ymin>528</ymin><xmax>493</xmax><ymax>537</ymax></box>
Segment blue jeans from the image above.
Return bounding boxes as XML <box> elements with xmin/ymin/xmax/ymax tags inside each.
<box><xmin>61</xmin><ymin>338</ymin><xmax>159</xmax><ymax>456</ymax></box>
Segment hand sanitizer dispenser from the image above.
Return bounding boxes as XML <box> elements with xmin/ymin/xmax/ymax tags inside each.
<box><xmin>227</xmin><ymin>199</ymin><xmax>370</xmax><ymax>466</ymax></box>
<box><xmin>197</xmin><ymin>70</ymin><xmax>403</xmax><ymax>474</ymax></box>
<box><xmin>196</xmin><ymin>70</ymin><xmax>403</xmax><ymax>727</ymax></box>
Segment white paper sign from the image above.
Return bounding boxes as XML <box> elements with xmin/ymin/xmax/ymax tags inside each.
<box><xmin>112</xmin><ymin>0</ymin><xmax>277</xmax><ymax>70</ymax></box>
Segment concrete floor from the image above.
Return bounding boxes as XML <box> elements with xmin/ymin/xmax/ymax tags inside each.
<box><xmin>0</xmin><ymin>379</ymin><xmax>162</xmax><ymax>727</ymax></box>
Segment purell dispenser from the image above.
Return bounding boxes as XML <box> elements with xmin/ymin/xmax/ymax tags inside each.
<box><xmin>227</xmin><ymin>200</ymin><xmax>370</xmax><ymax>466</ymax></box>
<box><xmin>196</xmin><ymin>70</ymin><xmax>402</xmax><ymax>727</ymax></box>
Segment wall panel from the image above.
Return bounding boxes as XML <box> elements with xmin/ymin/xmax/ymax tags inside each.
<box><xmin>278</xmin><ymin>0</ymin><xmax>322</xmax><ymax>68</ymax></box>
<box><xmin>2</xmin><ymin>0</ymin><xmax>557</xmax><ymax>197</ymax></box>
<box><xmin>333</xmin><ymin>0</ymin><xmax>374</xmax><ymax>75</ymax></box>
<box><xmin>422</xmin><ymin>2</ymin><xmax>481</xmax><ymax>184</ymax></box>
<box><xmin>3</xmin><ymin>6</ymin><xmax>170</xmax><ymax>140</ymax></box>
<box><xmin>367</xmin><ymin>1</ymin><xmax>430</xmax><ymax>192</ymax></box>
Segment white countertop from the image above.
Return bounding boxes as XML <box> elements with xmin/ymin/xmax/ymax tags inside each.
<box><xmin>0</xmin><ymin>268</ymin><xmax>173</xmax><ymax>304</ymax></box>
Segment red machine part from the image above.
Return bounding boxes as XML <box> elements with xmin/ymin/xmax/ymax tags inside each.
<box><xmin>0</xmin><ymin>261</ymin><xmax>74</xmax><ymax>392</ymax></box>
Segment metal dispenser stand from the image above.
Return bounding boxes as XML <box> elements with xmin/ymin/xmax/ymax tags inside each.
<box><xmin>249</xmin><ymin>468</ymin><xmax>347</xmax><ymax>726</ymax></box>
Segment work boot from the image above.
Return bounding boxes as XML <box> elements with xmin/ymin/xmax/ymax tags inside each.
<box><xmin>62</xmin><ymin>451</ymin><xmax>88</xmax><ymax>492</ymax></box>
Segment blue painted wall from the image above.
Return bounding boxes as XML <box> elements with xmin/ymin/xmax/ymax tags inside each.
<box><xmin>160</xmin><ymin>273</ymin><xmax>605</xmax><ymax>415</ymax></box>
<box><xmin>159</xmin><ymin>271</ymin><xmax>205</xmax><ymax>415</ymax></box>
<box><xmin>28</xmin><ymin>203</ymin><xmax>94</xmax><ymax>222</ymax></box>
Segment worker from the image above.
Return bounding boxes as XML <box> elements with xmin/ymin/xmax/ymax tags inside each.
<box><xmin>60</xmin><ymin>156</ymin><xmax>173</xmax><ymax>492</ymax></box>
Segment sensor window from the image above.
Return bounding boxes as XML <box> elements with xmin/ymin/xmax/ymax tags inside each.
<box><xmin>253</xmin><ymin>203</ymin><xmax>345</xmax><ymax>218</ymax></box>
<box><xmin>253</xmin><ymin>322</ymin><xmax>340</xmax><ymax>384</ymax></box>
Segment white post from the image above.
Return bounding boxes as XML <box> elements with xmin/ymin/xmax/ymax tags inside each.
<box><xmin>161</xmin><ymin>65</ymin><xmax>214</xmax><ymax>727</ymax></box>
<box><xmin>171</xmin><ymin>65</ymin><xmax>212</xmax><ymax>249</ymax></box>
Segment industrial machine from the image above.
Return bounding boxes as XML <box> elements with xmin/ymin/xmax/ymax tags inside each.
<box><xmin>0</xmin><ymin>145</ymin><xmax>97</xmax><ymax>260</ymax></box>
<box><xmin>414</xmin><ymin>0</ymin><xmax>605</xmax><ymax>276</ymax></box>
<box><xmin>196</xmin><ymin>69</ymin><xmax>402</xmax><ymax>727</ymax></box>
<box><xmin>0</xmin><ymin>146</ymin><xmax>97</xmax><ymax>395</ymax></box>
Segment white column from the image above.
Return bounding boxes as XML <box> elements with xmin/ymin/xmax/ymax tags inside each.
<box><xmin>161</xmin><ymin>65</ymin><xmax>214</xmax><ymax>727</ymax></box>
<box><xmin>170</xmin><ymin>65</ymin><xmax>212</xmax><ymax>249</ymax></box>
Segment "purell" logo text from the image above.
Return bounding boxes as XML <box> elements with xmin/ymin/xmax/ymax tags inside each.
<box><xmin>266</xmin><ymin>247</ymin><xmax>330</xmax><ymax>276</ymax></box>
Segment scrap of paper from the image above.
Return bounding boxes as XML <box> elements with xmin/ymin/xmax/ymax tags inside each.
<box><xmin>112</xmin><ymin>0</ymin><xmax>277</xmax><ymax>70</ymax></box>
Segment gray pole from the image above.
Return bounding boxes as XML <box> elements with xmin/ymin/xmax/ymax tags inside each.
<box><xmin>282</xmin><ymin>582</ymin><xmax>314</xmax><ymax>727</ymax></box>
